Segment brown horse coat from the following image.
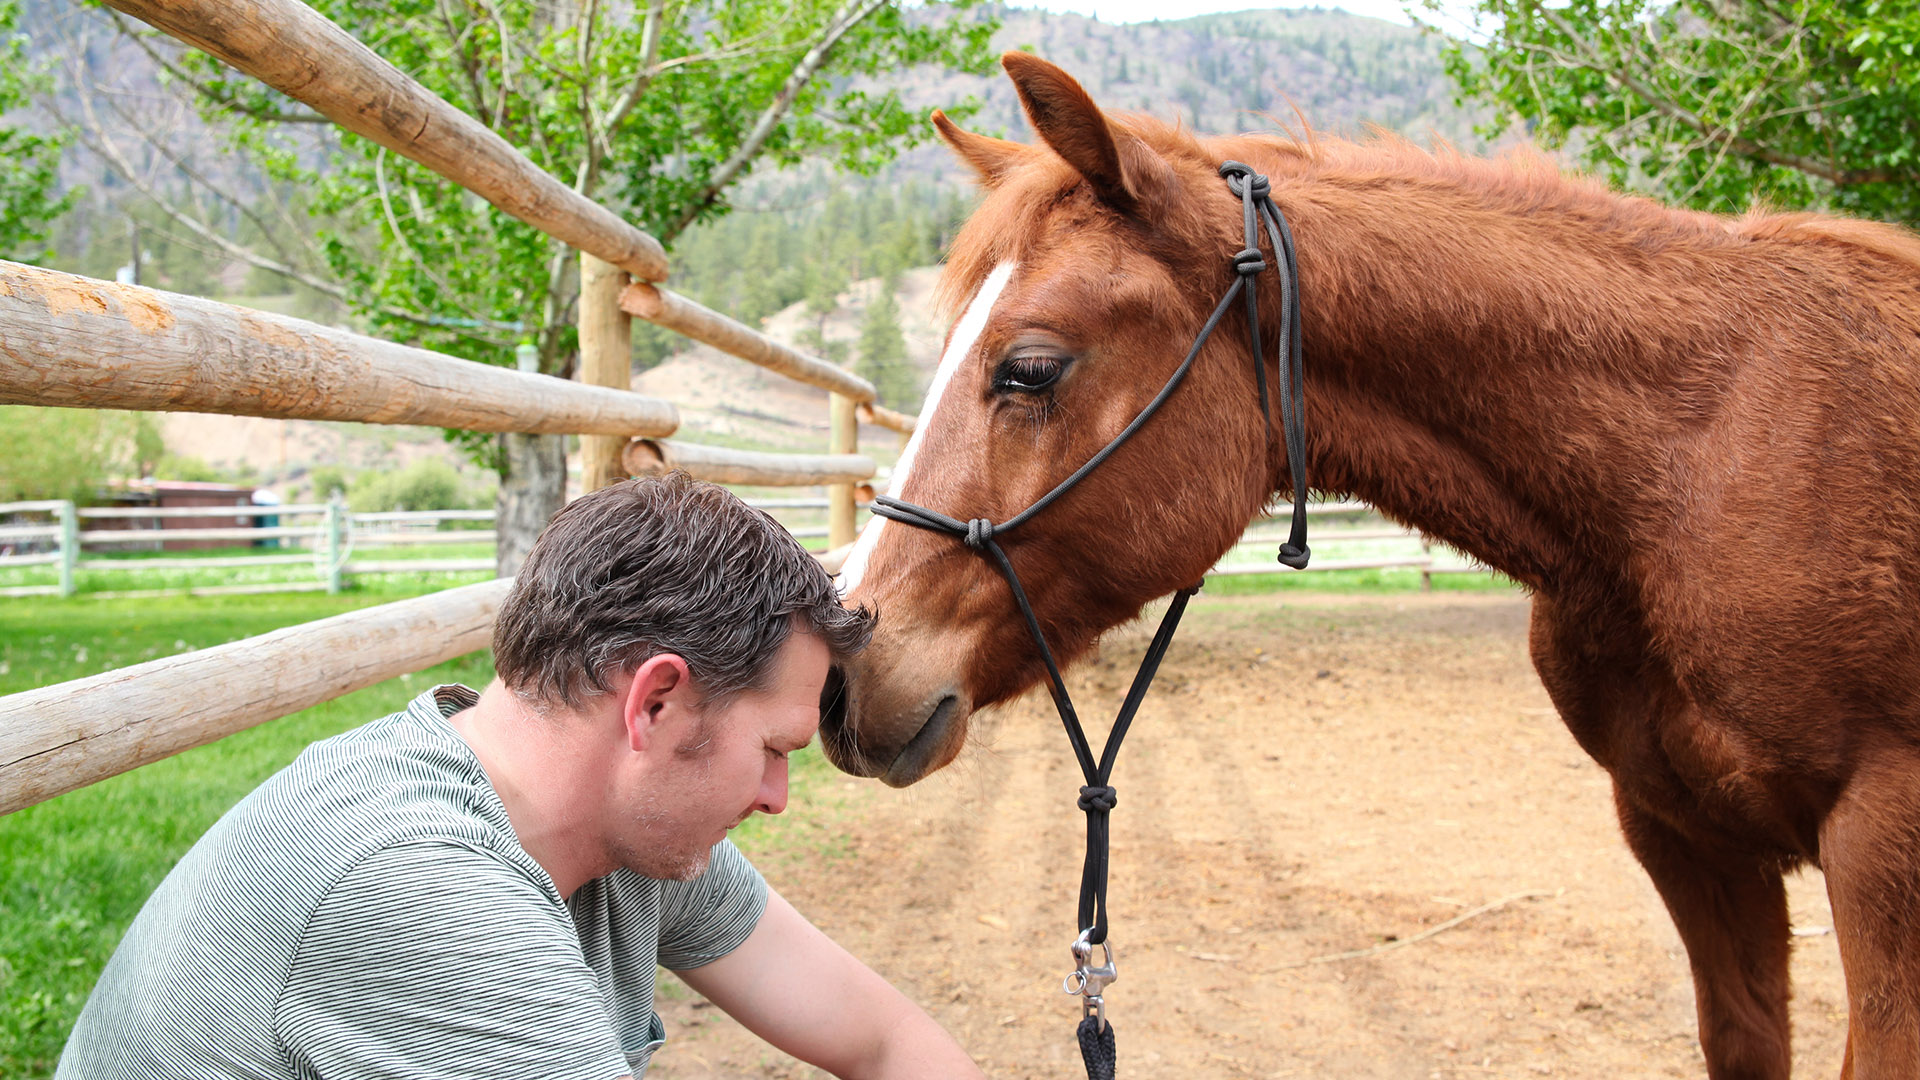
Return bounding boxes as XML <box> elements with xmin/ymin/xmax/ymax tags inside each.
<box><xmin>828</xmin><ymin>53</ymin><xmax>1920</xmax><ymax>1079</ymax></box>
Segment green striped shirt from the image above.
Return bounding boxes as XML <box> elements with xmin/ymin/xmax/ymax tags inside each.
<box><xmin>57</xmin><ymin>685</ymin><xmax>768</xmax><ymax>1080</ymax></box>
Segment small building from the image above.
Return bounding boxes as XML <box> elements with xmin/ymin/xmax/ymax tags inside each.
<box><xmin>98</xmin><ymin>481</ymin><xmax>262</xmax><ymax>552</ymax></box>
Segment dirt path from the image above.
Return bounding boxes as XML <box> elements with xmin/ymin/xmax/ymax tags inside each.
<box><xmin>651</xmin><ymin>591</ymin><xmax>1848</xmax><ymax>1079</ymax></box>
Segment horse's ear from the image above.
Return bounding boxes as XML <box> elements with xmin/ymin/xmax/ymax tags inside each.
<box><xmin>933</xmin><ymin>110</ymin><xmax>1024</xmax><ymax>188</ymax></box>
<box><xmin>1002</xmin><ymin>51</ymin><xmax>1159</xmax><ymax>214</ymax></box>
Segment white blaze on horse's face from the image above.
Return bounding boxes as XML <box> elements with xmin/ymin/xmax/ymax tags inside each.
<box><xmin>836</xmin><ymin>261</ymin><xmax>1017</xmax><ymax>598</ymax></box>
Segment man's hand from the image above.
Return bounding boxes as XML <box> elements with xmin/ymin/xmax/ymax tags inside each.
<box><xmin>675</xmin><ymin>889</ymin><xmax>987</xmax><ymax>1079</ymax></box>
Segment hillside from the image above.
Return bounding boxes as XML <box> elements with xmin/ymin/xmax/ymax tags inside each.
<box><xmin>33</xmin><ymin>4</ymin><xmax>1487</xmax><ymax>482</ymax></box>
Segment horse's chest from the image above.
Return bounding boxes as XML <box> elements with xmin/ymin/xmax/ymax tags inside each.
<box><xmin>1526</xmin><ymin>597</ymin><xmax>1828</xmax><ymax>854</ymax></box>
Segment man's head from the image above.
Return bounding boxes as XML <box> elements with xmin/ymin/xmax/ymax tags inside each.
<box><xmin>492</xmin><ymin>472</ymin><xmax>870</xmax><ymax>714</ymax></box>
<box><xmin>489</xmin><ymin>474</ymin><xmax>871</xmax><ymax>880</ymax></box>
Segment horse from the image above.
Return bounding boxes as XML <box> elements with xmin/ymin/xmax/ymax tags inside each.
<box><xmin>821</xmin><ymin>52</ymin><xmax>1920</xmax><ymax>1079</ymax></box>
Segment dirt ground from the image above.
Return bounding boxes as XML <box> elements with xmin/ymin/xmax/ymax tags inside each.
<box><xmin>651</xmin><ymin>591</ymin><xmax>1849</xmax><ymax>1080</ymax></box>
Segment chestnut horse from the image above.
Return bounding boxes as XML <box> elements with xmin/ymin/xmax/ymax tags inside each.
<box><xmin>824</xmin><ymin>53</ymin><xmax>1920</xmax><ymax>1079</ymax></box>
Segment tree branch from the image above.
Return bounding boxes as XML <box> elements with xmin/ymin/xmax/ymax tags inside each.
<box><xmin>105</xmin><ymin>10</ymin><xmax>328</xmax><ymax>124</ymax></box>
<box><xmin>1535</xmin><ymin>5</ymin><xmax>1918</xmax><ymax>189</ymax></box>
<box><xmin>662</xmin><ymin>0</ymin><xmax>891</xmax><ymax>242</ymax></box>
<box><xmin>599</xmin><ymin>0</ymin><xmax>666</xmax><ymax>142</ymax></box>
<box><xmin>434</xmin><ymin>0</ymin><xmax>495</xmax><ymax>119</ymax></box>
<box><xmin>96</xmin><ymin>94</ymin><xmax>306</xmax><ymax>273</ymax></box>
<box><xmin>64</xmin><ymin>69</ymin><xmax>513</xmax><ymax>345</ymax></box>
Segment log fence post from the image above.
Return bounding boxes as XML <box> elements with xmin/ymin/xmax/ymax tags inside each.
<box><xmin>57</xmin><ymin>501</ymin><xmax>77</xmax><ymax>598</ymax></box>
<box><xmin>324</xmin><ymin>496</ymin><xmax>345</xmax><ymax>594</ymax></box>
<box><xmin>827</xmin><ymin>393</ymin><xmax>858</xmax><ymax>549</ymax></box>
<box><xmin>579</xmin><ymin>253</ymin><xmax>634</xmax><ymax>494</ymax></box>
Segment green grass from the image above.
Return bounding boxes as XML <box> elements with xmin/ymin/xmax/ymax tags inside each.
<box><xmin>0</xmin><ymin>588</ymin><xmax>495</xmax><ymax>1079</ymax></box>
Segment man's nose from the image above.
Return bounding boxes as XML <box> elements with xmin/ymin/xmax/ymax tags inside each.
<box><xmin>755</xmin><ymin>759</ymin><xmax>789</xmax><ymax>816</ymax></box>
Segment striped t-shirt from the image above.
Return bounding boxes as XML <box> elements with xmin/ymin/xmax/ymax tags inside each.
<box><xmin>57</xmin><ymin>685</ymin><xmax>768</xmax><ymax>1080</ymax></box>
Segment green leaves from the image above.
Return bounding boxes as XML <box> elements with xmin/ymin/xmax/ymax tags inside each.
<box><xmin>147</xmin><ymin>0</ymin><xmax>994</xmax><ymax>474</ymax></box>
<box><xmin>0</xmin><ymin>0</ymin><xmax>75</xmax><ymax>261</ymax></box>
<box><xmin>1446</xmin><ymin>0</ymin><xmax>1920</xmax><ymax>222</ymax></box>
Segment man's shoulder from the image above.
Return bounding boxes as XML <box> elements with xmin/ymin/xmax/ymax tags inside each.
<box><xmin>160</xmin><ymin>686</ymin><xmax>535</xmax><ymax>939</ymax></box>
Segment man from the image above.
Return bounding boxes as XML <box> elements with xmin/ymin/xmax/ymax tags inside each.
<box><xmin>59</xmin><ymin>474</ymin><xmax>984</xmax><ymax>1080</ymax></box>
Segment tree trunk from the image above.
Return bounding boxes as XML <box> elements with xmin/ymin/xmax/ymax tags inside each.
<box><xmin>495</xmin><ymin>432</ymin><xmax>568</xmax><ymax>576</ymax></box>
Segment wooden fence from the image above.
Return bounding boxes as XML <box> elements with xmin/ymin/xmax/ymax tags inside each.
<box><xmin>0</xmin><ymin>0</ymin><xmax>916</xmax><ymax>816</ymax></box>
<box><xmin>2</xmin><ymin>496</ymin><xmax>1490</xmax><ymax>602</ymax></box>
<box><xmin>0</xmin><ymin>498</ymin><xmax>873</xmax><ymax>599</ymax></box>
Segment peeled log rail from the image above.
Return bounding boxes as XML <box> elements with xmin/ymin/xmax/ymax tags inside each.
<box><xmin>620</xmin><ymin>283</ymin><xmax>876</xmax><ymax>403</ymax></box>
<box><xmin>0</xmin><ymin>578</ymin><xmax>512</xmax><ymax>815</ymax></box>
<box><xmin>624</xmin><ymin>439</ymin><xmax>876</xmax><ymax>487</ymax></box>
<box><xmin>857</xmin><ymin>401</ymin><xmax>917</xmax><ymax>436</ymax></box>
<box><xmin>100</xmin><ymin>0</ymin><xmax>668</xmax><ymax>283</ymax></box>
<box><xmin>0</xmin><ymin>262</ymin><xmax>679</xmax><ymax>438</ymax></box>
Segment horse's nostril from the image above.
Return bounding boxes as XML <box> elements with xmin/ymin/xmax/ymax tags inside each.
<box><xmin>818</xmin><ymin>666</ymin><xmax>883</xmax><ymax>778</ymax></box>
<box><xmin>819</xmin><ymin>665</ymin><xmax>848</xmax><ymax>733</ymax></box>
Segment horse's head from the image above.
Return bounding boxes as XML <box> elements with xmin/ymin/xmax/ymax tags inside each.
<box><xmin>824</xmin><ymin>54</ymin><xmax>1284</xmax><ymax>785</ymax></box>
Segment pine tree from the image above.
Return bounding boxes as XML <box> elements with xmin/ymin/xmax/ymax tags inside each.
<box><xmin>856</xmin><ymin>286</ymin><xmax>915</xmax><ymax>407</ymax></box>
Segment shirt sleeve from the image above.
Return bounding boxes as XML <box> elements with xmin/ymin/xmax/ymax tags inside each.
<box><xmin>654</xmin><ymin>840</ymin><xmax>769</xmax><ymax>970</ymax></box>
<box><xmin>275</xmin><ymin>842</ymin><xmax>632</xmax><ymax>1080</ymax></box>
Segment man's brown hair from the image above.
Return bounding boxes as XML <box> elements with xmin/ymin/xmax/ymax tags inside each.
<box><xmin>492</xmin><ymin>473</ymin><xmax>870</xmax><ymax>710</ymax></box>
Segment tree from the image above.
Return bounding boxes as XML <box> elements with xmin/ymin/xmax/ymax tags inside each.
<box><xmin>855</xmin><ymin>284</ymin><xmax>914</xmax><ymax>408</ymax></box>
<box><xmin>0</xmin><ymin>0</ymin><xmax>73</xmax><ymax>260</ymax></box>
<box><xmin>1440</xmin><ymin>1</ymin><xmax>1920</xmax><ymax>222</ymax></box>
<box><xmin>0</xmin><ymin>407</ymin><xmax>151</xmax><ymax>503</ymax></box>
<box><xmin>75</xmin><ymin>0</ymin><xmax>997</xmax><ymax>570</ymax></box>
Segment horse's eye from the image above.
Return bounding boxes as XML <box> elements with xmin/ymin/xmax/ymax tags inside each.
<box><xmin>993</xmin><ymin>353</ymin><xmax>1067</xmax><ymax>394</ymax></box>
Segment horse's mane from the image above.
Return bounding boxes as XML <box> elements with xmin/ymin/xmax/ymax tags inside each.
<box><xmin>936</xmin><ymin>114</ymin><xmax>1920</xmax><ymax>317</ymax></box>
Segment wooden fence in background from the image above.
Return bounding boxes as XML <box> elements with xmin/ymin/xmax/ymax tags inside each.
<box><xmin>2</xmin><ymin>497</ymin><xmax>1490</xmax><ymax>602</ymax></box>
<box><xmin>0</xmin><ymin>0</ymin><xmax>915</xmax><ymax>816</ymax></box>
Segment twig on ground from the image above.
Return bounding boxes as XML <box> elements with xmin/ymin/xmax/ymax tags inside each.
<box><xmin>1273</xmin><ymin>890</ymin><xmax>1558</xmax><ymax>969</ymax></box>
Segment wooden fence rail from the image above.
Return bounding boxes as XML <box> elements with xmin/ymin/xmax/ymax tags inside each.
<box><xmin>0</xmin><ymin>0</ymin><xmax>896</xmax><ymax>819</ymax></box>
<box><xmin>0</xmin><ymin>262</ymin><xmax>680</xmax><ymax>437</ymax></box>
<box><xmin>623</xmin><ymin>440</ymin><xmax>876</xmax><ymax>487</ymax></box>
<box><xmin>98</xmin><ymin>0</ymin><xmax>669</xmax><ymax>283</ymax></box>
<box><xmin>620</xmin><ymin>283</ymin><xmax>877</xmax><ymax>403</ymax></box>
<box><xmin>0</xmin><ymin>578</ymin><xmax>512</xmax><ymax>815</ymax></box>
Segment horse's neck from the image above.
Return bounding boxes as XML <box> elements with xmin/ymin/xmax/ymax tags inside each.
<box><xmin>1269</xmin><ymin>161</ymin><xmax>1756</xmax><ymax>587</ymax></box>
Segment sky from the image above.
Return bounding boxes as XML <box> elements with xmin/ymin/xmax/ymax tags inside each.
<box><xmin>1015</xmin><ymin>1</ymin><xmax>1480</xmax><ymax>32</ymax></box>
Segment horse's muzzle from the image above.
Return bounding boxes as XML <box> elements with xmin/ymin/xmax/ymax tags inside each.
<box><xmin>818</xmin><ymin>663</ymin><xmax>970</xmax><ymax>786</ymax></box>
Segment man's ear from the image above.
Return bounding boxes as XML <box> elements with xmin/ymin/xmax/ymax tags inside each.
<box><xmin>621</xmin><ymin>654</ymin><xmax>695</xmax><ymax>753</ymax></box>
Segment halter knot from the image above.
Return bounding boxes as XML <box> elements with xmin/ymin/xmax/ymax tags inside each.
<box><xmin>964</xmin><ymin>518</ymin><xmax>996</xmax><ymax>549</ymax></box>
<box><xmin>1233</xmin><ymin>248</ymin><xmax>1267</xmax><ymax>275</ymax></box>
<box><xmin>1077</xmin><ymin>785</ymin><xmax>1118</xmax><ymax>813</ymax></box>
<box><xmin>1217</xmin><ymin>161</ymin><xmax>1270</xmax><ymax>199</ymax></box>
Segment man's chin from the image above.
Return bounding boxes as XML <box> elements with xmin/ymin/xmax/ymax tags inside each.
<box><xmin>669</xmin><ymin>851</ymin><xmax>711</xmax><ymax>882</ymax></box>
<box><xmin>616</xmin><ymin>846</ymin><xmax>711</xmax><ymax>883</ymax></box>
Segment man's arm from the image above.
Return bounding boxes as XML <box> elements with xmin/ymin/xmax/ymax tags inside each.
<box><xmin>674</xmin><ymin>888</ymin><xmax>985</xmax><ymax>1080</ymax></box>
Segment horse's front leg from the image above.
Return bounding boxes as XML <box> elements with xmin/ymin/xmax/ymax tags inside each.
<box><xmin>1819</xmin><ymin>748</ymin><xmax>1920</xmax><ymax>1080</ymax></box>
<box><xmin>1615</xmin><ymin>789</ymin><xmax>1793</xmax><ymax>1080</ymax></box>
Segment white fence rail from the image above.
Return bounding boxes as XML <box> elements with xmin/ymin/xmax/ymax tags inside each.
<box><xmin>3</xmin><ymin>495</ymin><xmax>1491</xmax><ymax>599</ymax></box>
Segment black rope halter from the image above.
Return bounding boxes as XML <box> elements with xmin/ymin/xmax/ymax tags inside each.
<box><xmin>870</xmin><ymin>161</ymin><xmax>1309</xmax><ymax>1079</ymax></box>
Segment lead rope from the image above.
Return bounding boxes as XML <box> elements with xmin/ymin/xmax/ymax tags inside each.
<box><xmin>870</xmin><ymin>163</ymin><xmax>1308</xmax><ymax>1079</ymax></box>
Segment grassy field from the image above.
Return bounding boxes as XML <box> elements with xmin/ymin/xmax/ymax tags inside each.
<box><xmin>0</xmin><ymin>587</ymin><xmax>495</xmax><ymax>1079</ymax></box>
